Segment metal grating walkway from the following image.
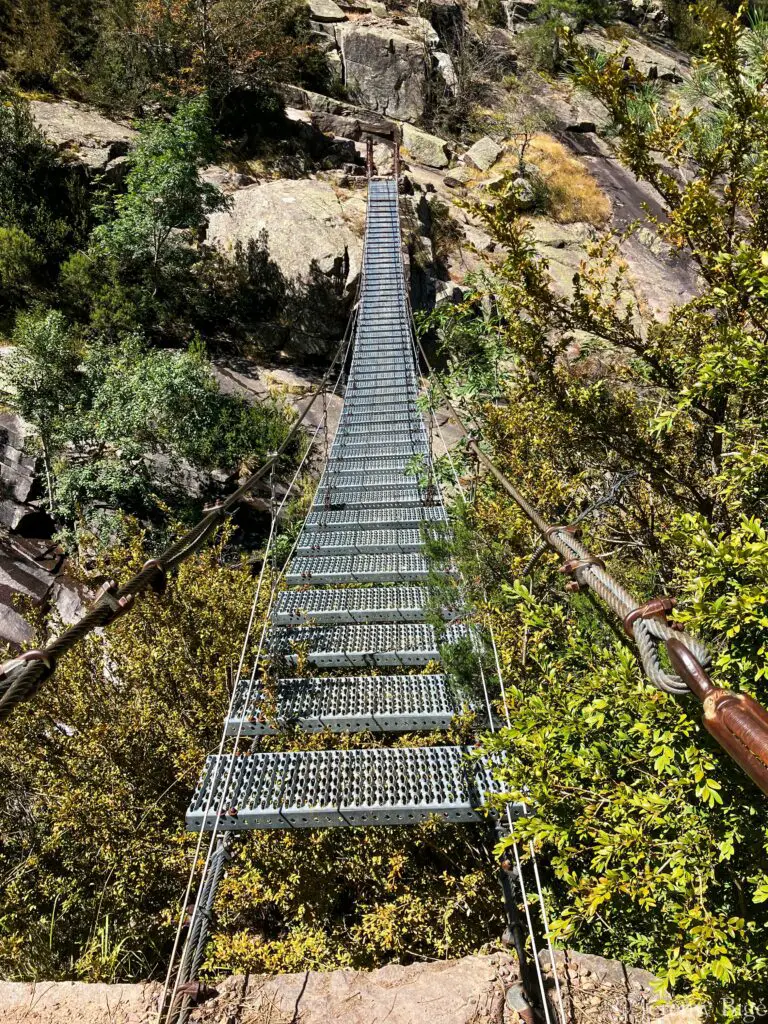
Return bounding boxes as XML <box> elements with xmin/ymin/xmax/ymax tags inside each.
<box><xmin>186</xmin><ymin>177</ymin><xmax>492</xmax><ymax>832</ymax></box>
<box><xmin>187</xmin><ymin>747</ymin><xmax>500</xmax><ymax>830</ymax></box>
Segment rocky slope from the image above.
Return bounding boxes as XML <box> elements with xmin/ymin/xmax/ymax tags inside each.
<box><xmin>0</xmin><ymin>0</ymin><xmax>698</xmax><ymax>676</ymax></box>
<box><xmin>0</xmin><ymin>950</ymin><xmax>701</xmax><ymax>1024</ymax></box>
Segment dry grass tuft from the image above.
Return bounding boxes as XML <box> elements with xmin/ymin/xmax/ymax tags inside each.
<box><xmin>526</xmin><ymin>134</ymin><xmax>612</xmax><ymax>227</ymax></box>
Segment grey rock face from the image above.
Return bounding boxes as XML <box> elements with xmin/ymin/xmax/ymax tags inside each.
<box><xmin>462</xmin><ymin>136</ymin><xmax>503</xmax><ymax>172</ymax></box>
<box><xmin>341</xmin><ymin>25</ymin><xmax>429</xmax><ymax>122</ymax></box>
<box><xmin>308</xmin><ymin>0</ymin><xmax>347</xmax><ymax>21</ymax></box>
<box><xmin>206</xmin><ymin>178</ymin><xmax>364</xmax><ymax>294</ymax></box>
<box><xmin>29</xmin><ymin>99</ymin><xmax>137</xmax><ymax>174</ymax></box>
<box><xmin>401</xmin><ymin>124</ymin><xmax>450</xmax><ymax>169</ymax></box>
<box><xmin>433</xmin><ymin>50</ymin><xmax>458</xmax><ymax>92</ymax></box>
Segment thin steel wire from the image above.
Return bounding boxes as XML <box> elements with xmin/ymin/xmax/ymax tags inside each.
<box><xmin>158</xmin><ymin>335</ymin><xmax>354</xmax><ymax>1024</ymax></box>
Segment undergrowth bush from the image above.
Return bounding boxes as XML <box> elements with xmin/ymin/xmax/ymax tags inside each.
<box><xmin>418</xmin><ymin>6</ymin><xmax>768</xmax><ymax>1017</ymax></box>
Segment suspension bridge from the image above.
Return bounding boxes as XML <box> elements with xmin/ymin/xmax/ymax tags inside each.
<box><xmin>160</xmin><ymin>165</ymin><xmax>563</xmax><ymax>1024</ymax></box>
<box><xmin>3</xmin><ymin>145</ymin><xmax>768</xmax><ymax>1024</ymax></box>
<box><xmin>186</xmin><ymin>176</ymin><xmax>499</xmax><ymax>834</ymax></box>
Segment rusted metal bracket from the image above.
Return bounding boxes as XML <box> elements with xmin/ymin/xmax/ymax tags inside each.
<box><xmin>667</xmin><ymin>638</ymin><xmax>768</xmax><ymax>797</ymax></box>
<box><xmin>92</xmin><ymin>581</ymin><xmax>135</xmax><ymax>626</ymax></box>
<box><xmin>623</xmin><ymin>596</ymin><xmax>682</xmax><ymax>637</ymax></box>
<box><xmin>558</xmin><ymin>556</ymin><xmax>605</xmax><ymax>593</ymax></box>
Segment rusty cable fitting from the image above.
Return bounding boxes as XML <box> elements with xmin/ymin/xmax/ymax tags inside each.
<box><xmin>557</xmin><ymin>557</ymin><xmax>605</xmax><ymax>593</ymax></box>
<box><xmin>623</xmin><ymin>597</ymin><xmax>680</xmax><ymax>637</ymax></box>
<box><xmin>92</xmin><ymin>581</ymin><xmax>135</xmax><ymax>626</ymax></box>
<box><xmin>666</xmin><ymin>638</ymin><xmax>768</xmax><ymax>797</ymax></box>
<box><xmin>544</xmin><ymin>524</ymin><xmax>582</xmax><ymax>543</ymax></box>
<box><xmin>174</xmin><ymin>981</ymin><xmax>218</xmax><ymax>1007</ymax></box>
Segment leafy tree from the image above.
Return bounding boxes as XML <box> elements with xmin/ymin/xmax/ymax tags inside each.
<box><xmin>0</xmin><ymin>308</ymin><xmax>298</xmax><ymax>545</ymax></box>
<box><xmin>62</xmin><ymin>95</ymin><xmax>230</xmax><ymax>343</ymax></box>
<box><xmin>0</xmin><ymin>309</ymin><xmax>82</xmax><ymax>510</ymax></box>
<box><xmin>419</xmin><ymin>4</ymin><xmax>768</xmax><ymax>1015</ymax></box>
<box><xmin>0</xmin><ymin>226</ymin><xmax>44</xmax><ymax>318</ymax></box>
<box><xmin>93</xmin><ymin>95</ymin><xmax>227</xmax><ymax>271</ymax></box>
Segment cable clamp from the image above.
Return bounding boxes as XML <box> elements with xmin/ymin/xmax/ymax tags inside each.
<box><xmin>92</xmin><ymin>581</ymin><xmax>135</xmax><ymax>626</ymax></box>
<box><xmin>623</xmin><ymin>596</ymin><xmax>680</xmax><ymax>637</ymax></box>
<box><xmin>558</xmin><ymin>557</ymin><xmax>605</xmax><ymax>593</ymax></box>
<box><xmin>544</xmin><ymin>523</ymin><xmax>582</xmax><ymax>543</ymax></box>
<box><xmin>175</xmin><ymin>981</ymin><xmax>218</xmax><ymax>1007</ymax></box>
<box><xmin>0</xmin><ymin>649</ymin><xmax>54</xmax><ymax>682</ymax></box>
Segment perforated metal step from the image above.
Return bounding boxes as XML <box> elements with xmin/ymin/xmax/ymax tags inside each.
<box><xmin>320</xmin><ymin>472</ymin><xmax>420</xmax><ymax>491</ymax></box>
<box><xmin>338</xmin><ymin>416</ymin><xmax>423</xmax><ymax>430</ymax></box>
<box><xmin>272</xmin><ymin>585</ymin><xmax>458</xmax><ymax>625</ymax></box>
<box><xmin>326</xmin><ymin>457</ymin><xmax>422</xmax><ymax>473</ymax></box>
<box><xmin>297</xmin><ymin>528</ymin><xmax>424</xmax><ymax>555</ymax></box>
<box><xmin>186</xmin><ymin>746</ymin><xmax>500</xmax><ymax>830</ymax></box>
<box><xmin>332</xmin><ymin>441</ymin><xmax>429</xmax><ymax>456</ymax></box>
<box><xmin>337</xmin><ymin>423</ymin><xmax>430</xmax><ymax>440</ymax></box>
<box><xmin>285</xmin><ymin>552</ymin><xmax>431</xmax><ymax>584</ymax></box>
<box><xmin>227</xmin><ymin>673</ymin><xmax>457</xmax><ymax>734</ymax></box>
<box><xmin>270</xmin><ymin>622</ymin><xmax>469</xmax><ymax>667</ymax></box>
<box><xmin>314</xmin><ymin>486</ymin><xmax>433</xmax><ymax>509</ymax></box>
<box><xmin>347</xmin><ymin>385</ymin><xmax>417</xmax><ymax>398</ymax></box>
<box><xmin>304</xmin><ymin>506</ymin><xmax>447</xmax><ymax>530</ymax></box>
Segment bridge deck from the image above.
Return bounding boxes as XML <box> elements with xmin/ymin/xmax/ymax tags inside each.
<box><xmin>186</xmin><ymin>178</ymin><xmax>491</xmax><ymax>831</ymax></box>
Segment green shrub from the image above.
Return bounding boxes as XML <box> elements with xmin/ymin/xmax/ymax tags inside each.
<box><xmin>0</xmin><ymin>226</ymin><xmax>43</xmax><ymax>316</ymax></box>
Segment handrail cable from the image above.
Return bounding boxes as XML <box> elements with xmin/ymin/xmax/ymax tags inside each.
<box><xmin>419</xmin><ymin>344</ymin><xmax>564</xmax><ymax>1024</ymax></box>
<box><xmin>399</xmin><ymin>239</ymin><xmax>563</xmax><ymax>1022</ymax></box>
<box><xmin>405</xmin><ymin>284</ymin><xmax>768</xmax><ymax>798</ymax></box>
<box><xmin>428</xmin><ymin>402</ymin><xmax>566</xmax><ymax>1024</ymax></box>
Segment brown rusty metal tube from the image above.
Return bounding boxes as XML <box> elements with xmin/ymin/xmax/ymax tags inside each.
<box><xmin>366</xmin><ymin>137</ymin><xmax>374</xmax><ymax>178</ymax></box>
<box><xmin>667</xmin><ymin>638</ymin><xmax>768</xmax><ymax>797</ymax></box>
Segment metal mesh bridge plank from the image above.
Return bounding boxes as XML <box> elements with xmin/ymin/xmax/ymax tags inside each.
<box><xmin>186</xmin><ymin>746</ymin><xmax>500</xmax><ymax>830</ymax></box>
<box><xmin>226</xmin><ymin>673</ymin><xmax>456</xmax><ymax>735</ymax></box>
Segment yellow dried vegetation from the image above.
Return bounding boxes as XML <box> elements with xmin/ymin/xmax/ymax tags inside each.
<box><xmin>477</xmin><ymin>133</ymin><xmax>612</xmax><ymax>227</ymax></box>
<box><xmin>526</xmin><ymin>134</ymin><xmax>612</xmax><ymax>226</ymax></box>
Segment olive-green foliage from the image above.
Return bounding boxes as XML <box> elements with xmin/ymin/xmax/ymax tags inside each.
<box><xmin>93</xmin><ymin>96</ymin><xmax>226</xmax><ymax>270</ymax></box>
<box><xmin>1</xmin><ymin>0</ymin><xmax>327</xmax><ymax>116</ymax></box>
<box><xmin>0</xmin><ymin>308</ymin><xmax>298</xmax><ymax>544</ymax></box>
<box><xmin>0</xmin><ymin>535</ymin><xmax>248</xmax><ymax>981</ymax></box>
<box><xmin>0</xmin><ymin>226</ymin><xmax>43</xmax><ymax>318</ymax></box>
<box><xmin>57</xmin><ymin>95</ymin><xmax>344</xmax><ymax>353</ymax></box>
<box><xmin>420</xmin><ymin>5</ymin><xmax>768</xmax><ymax>1016</ymax></box>
<box><xmin>0</xmin><ymin>533</ymin><xmax>503</xmax><ymax>981</ymax></box>
<box><xmin>477</xmin><ymin>0</ymin><xmax>507</xmax><ymax>27</ymax></box>
<box><xmin>0</xmin><ymin>96</ymin><xmax>91</xmax><ymax>273</ymax></box>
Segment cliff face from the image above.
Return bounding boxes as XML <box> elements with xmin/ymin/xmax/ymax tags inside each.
<box><xmin>0</xmin><ymin>951</ymin><xmax>701</xmax><ymax>1024</ymax></box>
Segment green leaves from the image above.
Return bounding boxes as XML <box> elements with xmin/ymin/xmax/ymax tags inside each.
<box><xmin>423</xmin><ymin>5</ymin><xmax>768</xmax><ymax>1011</ymax></box>
<box><xmin>94</xmin><ymin>96</ymin><xmax>229</xmax><ymax>269</ymax></box>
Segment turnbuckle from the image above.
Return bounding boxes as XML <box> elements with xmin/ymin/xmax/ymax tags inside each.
<box><xmin>666</xmin><ymin>638</ymin><xmax>768</xmax><ymax>797</ymax></box>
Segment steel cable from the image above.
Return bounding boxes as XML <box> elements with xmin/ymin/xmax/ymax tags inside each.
<box><xmin>157</xmin><ymin>325</ymin><xmax>356</xmax><ymax>1024</ymax></box>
